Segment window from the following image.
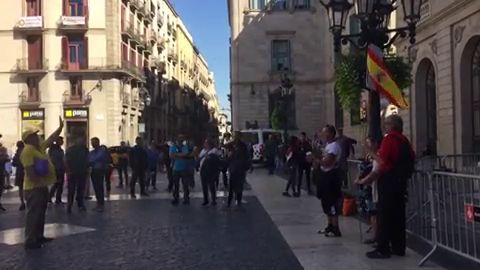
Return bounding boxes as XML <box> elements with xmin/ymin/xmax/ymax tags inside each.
<box><xmin>67</xmin><ymin>0</ymin><xmax>84</xmax><ymax>16</ymax></box>
<box><xmin>471</xmin><ymin>41</ymin><xmax>480</xmax><ymax>151</ymax></box>
<box><xmin>249</xmin><ymin>0</ymin><xmax>266</xmax><ymax>9</ymax></box>
<box><xmin>69</xmin><ymin>77</ymin><xmax>82</xmax><ymax>100</ymax></box>
<box><xmin>26</xmin><ymin>0</ymin><xmax>41</xmax><ymax>16</ymax></box>
<box><xmin>271</xmin><ymin>40</ymin><xmax>291</xmax><ymax>72</ymax></box>
<box><xmin>67</xmin><ymin>36</ymin><xmax>85</xmax><ymax>69</ymax></box>
<box><xmin>27</xmin><ymin>77</ymin><xmax>39</xmax><ymax>102</ymax></box>
<box><xmin>294</xmin><ymin>0</ymin><xmax>310</xmax><ymax>10</ymax></box>
<box><xmin>271</xmin><ymin>0</ymin><xmax>287</xmax><ymax>10</ymax></box>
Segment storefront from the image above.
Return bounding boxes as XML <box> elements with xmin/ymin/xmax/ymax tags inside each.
<box><xmin>64</xmin><ymin>108</ymin><xmax>89</xmax><ymax>147</ymax></box>
<box><xmin>21</xmin><ymin>109</ymin><xmax>45</xmax><ymax>140</ymax></box>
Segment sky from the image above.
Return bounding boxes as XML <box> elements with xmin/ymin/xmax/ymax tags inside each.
<box><xmin>170</xmin><ymin>0</ymin><xmax>230</xmax><ymax>112</ymax></box>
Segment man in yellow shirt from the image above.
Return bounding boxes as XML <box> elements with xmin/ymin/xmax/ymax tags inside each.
<box><xmin>20</xmin><ymin>116</ymin><xmax>64</xmax><ymax>250</ymax></box>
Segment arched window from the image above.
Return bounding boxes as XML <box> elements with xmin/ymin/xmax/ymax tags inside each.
<box><xmin>425</xmin><ymin>61</ymin><xmax>437</xmax><ymax>155</ymax></box>
<box><xmin>471</xmin><ymin>40</ymin><xmax>480</xmax><ymax>151</ymax></box>
<box><xmin>415</xmin><ymin>59</ymin><xmax>437</xmax><ymax>155</ymax></box>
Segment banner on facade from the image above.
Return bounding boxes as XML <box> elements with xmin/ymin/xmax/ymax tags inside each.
<box><xmin>61</xmin><ymin>16</ymin><xmax>86</xmax><ymax>26</ymax></box>
<box><xmin>17</xmin><ymin>16</ymin><xmax>42</xmax><ymax>28</ymax></box>
<box><xmin>22</xmin><ymin>109</ymin><xmax>44</xmax><ymax>120</ymax></box>
<box><xmin>465</xmin><ymin>204</ymin><xmax>480</xmax><ymax>223</ymax></box>
<box><xmin>64</xmin><ymin>108</ymin><xmax>88</xmax><ymax>119</ymax></box>
<box><xmin>21</xmin><ymin>109</ymin><xmax>45</xmax><ymax>138</ymax></box>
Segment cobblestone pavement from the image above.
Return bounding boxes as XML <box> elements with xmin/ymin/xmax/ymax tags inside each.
<box><xmin>0</xmin><ymin>195</ymin><xmax>303</xmax><ymax>270</ymax></box>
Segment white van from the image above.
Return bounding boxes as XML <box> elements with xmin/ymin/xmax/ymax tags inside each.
<box><xmin>239</xmin><ymin>129</ymin><xmax>283</xmax><ymax>162</ymax></box>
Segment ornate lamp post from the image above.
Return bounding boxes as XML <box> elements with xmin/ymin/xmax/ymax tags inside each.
<box><xmin>320</xmin><ymin>0</ymin><xmax>422</xmax><ymax>141</ymax></box>
<box><xmin>279</xmin><ymin>72</ymin><xmax>295</xmax><ymax>141</ymax></box>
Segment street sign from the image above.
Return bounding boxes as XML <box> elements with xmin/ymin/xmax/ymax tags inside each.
<box><xmin>64</xmin><ymin>109</ymin><xmax>88</xmax><ymax>119</ymax></box>
<box><xmin>465</xmin><ymin>204</ymin><xmax>480</xmax><ymax>223</ymax></box>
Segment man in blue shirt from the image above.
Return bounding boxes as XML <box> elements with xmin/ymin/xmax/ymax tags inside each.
<box><xmin>88</xmin><ymin>137</ymin><xmax>107</xmax><ymax>212</ymax></box>
<box><xmin>169</xmin><ymin>134</ymin><xmax>193</xmax><ymax>205</ymax></box>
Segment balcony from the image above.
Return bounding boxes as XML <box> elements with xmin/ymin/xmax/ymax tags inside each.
<box><xmin>63</xmin><ymin>91</ymin><xmax>92</xmax><ymax>107</ymax></box>
<box><xmin>167</xmin><ymin>22</ymin><xmax>173</xmax><ymax>34</ymax></box>
<box><xmin>130</xmin><ymin>0</ymin><xmax>140</xmax><ymax>10</ymax></box>
<box><xmin>157</xmin><ymin>37</ymin><xmax>166</xmax><ymax>51</ymax></box>
<box><xmin>15</xmin><ymin>58</ymin><xmax>48</xmax><ymax>75</ymax></box>
<box><xmin>144</xmin><ymin>7</ymin><xmax>154</xmax><ymax>24</ymax></box>
<box><xmin>149</xmin><ymin>30</ymin><xmax>157</xmax><ymax>43</ymax></box>
<box><xmin>153</xmin><ymin>58</ymin><xmax>166</xmax><ymax>73</ymax></box>
<box><xmin>19</xmin><ymin>91</ymin><xmax>41</xmax><ymax>108</ymax></box>
<box><xmin>180</xmin><ymin>60</ymin><xmax>187</xmax><ymax>71</ymax></box>
<box><xmin>121</xmin><ymin>60</ymin><xmax>146</xmax><ymax>82</ymax></box>
<box><xmin>121</xmin><ymin>22</ymin><xmax>133</xmax><ymax>39</ymax></box>
<box><xmin>129</xmin><ymin>29</ymin><xmax>142</xmax><ymax>45</ymax></box>
<box><xmin>59</xmin><ymin>58</ymin><xmax>118</xmax><ymax>74</ymax></box>
<box><xmin>157</xmin><ymin>14</ymin><xmax>164</xmax><ymax>27</ymax></box>
<box><xmin>58</xmin><ymin>15</ymin><xmax>87</xmax><ymax>32</ymax></box>
<box><xmin>122</xmin><ymin>92</ymin><xmax>131</xmax><ymax>106</ymax></box>
<box><xmin>137</xmin><ymin>2</ymin><xmax>146</xmax><ymax>18</ymax></box>
<box><xmin>167</xmin><ymin>51</ymin><xmax>178</xmax><ymax>64</ymax></box>
<box><xmin>14</xmin><ymin>16</ymin><xmax>43</xmax><ymax>33</ymax></box>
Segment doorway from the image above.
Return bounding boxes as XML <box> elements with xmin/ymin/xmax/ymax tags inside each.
<box><xmin>66</xmin><ymin>121</ymin><xmax>88</xmax><ymax>147</ymax></box>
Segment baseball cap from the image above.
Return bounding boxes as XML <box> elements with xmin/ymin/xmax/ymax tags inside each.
<box><xmin>22</xmin><ymin>128</ymin><xmax>39</xmax><ymax>141</ymax></box>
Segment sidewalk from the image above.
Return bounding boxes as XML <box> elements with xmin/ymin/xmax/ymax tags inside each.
<box><xmin>248</xmin><ymin>170</ymin><xmax>445</xmax><ymax>270</ymax></box>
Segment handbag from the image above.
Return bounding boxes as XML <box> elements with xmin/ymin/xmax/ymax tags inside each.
<box><xmin>34</xmin><ymin>158</ymin><xmax>49</xmax><ymax>177</ymax></box>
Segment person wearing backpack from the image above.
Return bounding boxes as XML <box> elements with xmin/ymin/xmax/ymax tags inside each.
<box><xmin>366</xmin><ymin>115</ymin><xmax>415</xmax><ymax>259</ymax></box>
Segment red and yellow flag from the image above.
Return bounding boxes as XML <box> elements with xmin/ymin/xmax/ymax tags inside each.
<box><xmin>366</xmin><ymin>45</ymin><xmax>409</xmax><ymax>109</ymax></box>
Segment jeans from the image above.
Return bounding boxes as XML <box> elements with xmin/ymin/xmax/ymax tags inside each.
<box><xmin>172</xmin><ymin>170</ymin><xmax>189</xmax><ymax>201</ymax></box>
<box><xmin>117</xmin><ymin>161</ymin><xmax>129</xmax><ymax>186</ymax></box>
<box><xmin>91</xmin><ymin>169</ymin><xmax>105</xmax><ymax>206</ymax></box>
<box><xmin>227</xmin><ymin>184</ymin><xmax>243</xmax><ymax>207</ymax></box>
<box><xmin>25</xmin><ymin>187</ymin><xmax>49</xmax><ymax>246</ymax></box>
<box><xmin>266</xmin><ymin>157</ymin><xmax>275</xmax><ymax>175</ymax></box>
<box><xmin>131</xmin><ymin>169</ymin><xmax>146</xmax><ymax>194</ymax></box>
<box><xmin>201</xmin><ymin>175</ymin><xmax>217</xmax><ymax>203</ymax></box>
<box><xmin>147</xmin><ymin>168</ymin><xmax>157</xmax><ymax>188</ymax></box>
<box><xmin>49</xmin><ymin>170</ymin><xmax>65</xmax><ymax>203</ymax></box>
<box><xmin>105</xmin><ymin>167</ymin><xmax>113</xmax><ymax>193</ymax></box>
<box><xmin>67</xmin><ymin>173</ymin><xmax>86</xmax><ymax>209</ymax></box>
<box><xmin>298</xmin><ymin>163</ymin><xmax>312</xmax><ymax>193</ymax></box>
<box><xmin>285</xmin><ymin>165</ymin><xmax>298</xmax><ymax>193</ymax></box>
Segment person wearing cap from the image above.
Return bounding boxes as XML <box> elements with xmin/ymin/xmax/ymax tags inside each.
<box><xmin>20</xmin><ymin>116</ymin><xmax>64</xmax><ymax>250</ymax></box>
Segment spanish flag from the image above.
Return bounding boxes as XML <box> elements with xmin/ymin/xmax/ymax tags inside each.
<box><xmin>366</xmin><ymin>45</ymin><xmax>409</xmax><ymax>109</ymax></box>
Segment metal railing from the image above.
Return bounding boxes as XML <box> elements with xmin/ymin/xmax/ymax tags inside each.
<box><xmin>346</xmin><ymin>160</ymin><xmax>480</xmax><ymax>266</ymax></box>
<box><xmin>16</xmin><ymin>58</ymin><xmax>49</xmax><ymax>71</ymax></box>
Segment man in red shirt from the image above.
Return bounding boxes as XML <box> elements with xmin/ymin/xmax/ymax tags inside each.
<box><xmin>367</xmin><ymin>114</ymin><xmax>415</xmax><ymax>259</ymax></box>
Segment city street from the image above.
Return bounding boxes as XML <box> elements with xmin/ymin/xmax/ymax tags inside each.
<box><xmin>0</xmin><ymin>171</ymin><xmax>445</xmax><ymax>270</ymax></box>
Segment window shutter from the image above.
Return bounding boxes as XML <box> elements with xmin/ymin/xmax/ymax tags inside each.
<box><xmin>83</xmin><ymin>36</ymin><xmax>89</xmax><ymax>69</ymax></box>
<box><xmin>62</xmin><ymin>0</ymin><xmax>66</xmax><ymax>16</ymax></box>
<box><xmin>62</xmin><ymin>36</ymin><xmax>68</xmax><ymax>69</ymax></box>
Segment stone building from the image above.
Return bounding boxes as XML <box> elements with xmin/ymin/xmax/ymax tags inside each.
<box><xmin>0</xmin><ymin>0</ymin><xmax>220</xmax><ymax>149</ymax></box>
<box><xmin>227</xmin><ymin>0</ymin><xmax>336</xmax><ymax>136</ymax></box>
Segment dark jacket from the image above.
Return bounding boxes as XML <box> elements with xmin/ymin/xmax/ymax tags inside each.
<box><xmin>48</xmin><ymin>145</ymin><xmax>65</xmax><ymax>172</ymax></box>
<box><xmin>66</xmin><ymin>145</ymin><xmax>89</xmax><ymax>175</ymax></box>
<box><xmin>130</xmin><ymin>145</ymin><xmax>148</xmax><ymax>171</ymax></box>
<box><xmin>298</xmin><ymin>140</ymin><xmax>312</xmax><ymax>164</ymax></box>
<box><xmin>200</xmin><ymin>150</ymin><xmax>222</xmax><ymax>180</ymax></box>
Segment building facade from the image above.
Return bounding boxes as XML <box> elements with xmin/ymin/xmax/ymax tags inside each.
<box><xmin>0</xmin><ymin>0</ymin><xmax>220</xmax><ymax>149</ymax></box>
<box><xmin>228</xmin><ymin>0</ymin><xmax>336</xmax><ymax>136</ymax></box>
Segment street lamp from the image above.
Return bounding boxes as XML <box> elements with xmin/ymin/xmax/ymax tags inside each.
<box><xmin>278</xmin><ymin>72</ymin><xmax>295</xmax><ymax>141</ymax></box>
<box><xmin>320</xmin><ymin>0</ymin><xmax>422</xmax><ymax>140</ymax></box>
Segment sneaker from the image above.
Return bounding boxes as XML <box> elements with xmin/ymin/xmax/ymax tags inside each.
<box><xmin>39</xmin><ymin>237</ymin><xmax>54</xmax><ymax>244</ymax></box>
<box><xmin>130</xmin><ymin>193</ymin><xmax>137</xmax><ymax>199</ymax></box>
<box><xmin>78</xmin><ymin>206</ymin><xmax>87</xmax><ymax>212</ymax></box>
<box><xmin>140</xmin><ymin>192</ymin><xmax>149</xmax><ymax>197</ymax></box>
<box><xmin>85</xmin><ymin>196</ymin><xmax>93</xmax><ymax>201</ymax></box>
<box><xmin>363</xmin><ymin>238</ymin><xmax>376</xmax><ymax>245</ymax></box>
<box><xmin>317</xmin><ymin>225</ymin><xmax>333</xmax><ymax>234</ymax></box>
<box><xmin>366</xmin><ymin>249</ymin><xmax>391</xmax><ymax>259</ymax></box>
<box><xmin>24</xmin><ymin>242</ymin><xmax>43</xmax><ymax>250</ymax></box>
<box><xmin>325</xmin><ymin>226</ymin><xmax>342</xmax><ymax>237</ymax></box>
<box><xmin>19</xmin><ymin>204</ymin><xmax>26</xmax><ymax>211</ymax></box>
<box><xmin>282</xmin><ymin>192</ymin><xmax>291</xmax><ymax>197</ymax></box>
<box><xmin>55</xmin><ymin>201</ymin><xmax>65</xmax><ymax>205</ymax></box>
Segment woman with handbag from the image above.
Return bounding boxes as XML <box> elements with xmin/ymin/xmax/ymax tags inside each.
<box><xmin>20</xmin><ymin>116</ymin><xmax>64</xmax><ymax>250</ymax></box>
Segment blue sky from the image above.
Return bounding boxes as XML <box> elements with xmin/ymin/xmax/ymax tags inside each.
<box><xmin>170</xmin><ymin>0</ymin><xmax>230</xmax><ymax>111</ymax></box>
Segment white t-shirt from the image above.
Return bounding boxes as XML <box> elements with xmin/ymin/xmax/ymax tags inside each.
<box><xmin>321</xmin><ymin>141</ymin><xmax>342</xmax><ymax>172</ymax></box>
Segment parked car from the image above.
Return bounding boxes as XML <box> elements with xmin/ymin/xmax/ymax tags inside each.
<box><xmin>239</xmin><ymin>129</ymin><xmax>282</xmax><ymax>163</ymax></box>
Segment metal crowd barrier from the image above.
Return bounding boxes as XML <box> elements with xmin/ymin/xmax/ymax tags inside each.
<box><xmin>345</xmin><ymin>160</ymin><xmax>480</xmax><ymax>266</ymax></box>
<box><xmin>416</xmin><ymin>154</ymin><xmax>480</xmax><ymax>174</ymax></box>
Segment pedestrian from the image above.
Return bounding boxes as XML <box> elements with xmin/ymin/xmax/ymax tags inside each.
<box><xmin>366</xmin><ymin>115</ymin><xmax>415</xmax><ymax>259</ymax></box>
<box><xmin>355</xmin><ymin>136</ymin><xmax>381</xmax><ymax>245</ymax></box>
<box><xmin>20</xmin><ymin>116</ymin><xmax>63</xmax><ymax>249</ymax></box>
<box><xmin>146</xmin><ymin>142</ymin><xmax>160</xmax><ymax>191</ymax></box>
<box><xmin>0</xmin><ymin>141</ymin><xmax>9</xmax><ymax>211</ymax></box>
<box><xmin>4</xmin><ymin>155</ymin><xmax>13</xmax><ymax>190</ymax></box>
<box><xmin>316</xmin><ymin>124</ymin><xmax>343</xmax><ymax>237</ymax></box>
<box><xmin>265</xmin><ymin>134</ymin><xmax>278</xmax><ymax>175</ymax></box>
<box><xmin>186</xmin><ymin>140</ymin><xmax>197</xmax><ymax>190</ymax></box>
<box><xmin>88</xmin><ymin>137</ymin><xmax>107</xmax><ymax>212</ymax></box>
<box><xmin>48</xmin><ymin>136</ymin><xmax>66</xmax><ymax>205</ymax></box>
<box><xmin>198</xmin><ymin>138</ymin><xmax>221</xmax><ymax>206</ymax></box>
<box><xmin>12</xmin><ymin>141</ymin><xmax>26</xmax><ymax>211</ymax></box>
<box><xmin>337</xmin><ymin>128</ymin><xmax>358</xmax><ymax>187</ymax></box>
<box><xmin>65</xmin><ymin>136</ymin><xmax>89</xmax><ymax>213</ymax></box>
<box><xmin>169</xmin><ymin>134</ymin><xmax>194</xmax><ymax>205</ymax></box>
<box><xmin>116</xmin><ymin>141</ymin><xmax>129</xmax><ymax>188</ymax></box>
<box><xmin>227</xmin><ymin>132</ymin><xmax>252</xmax><ymax>208</ymax></box>
<box><xmin>283</xmin><ymin>136</ymin><xmax>301</xmax><ymax>197</ymax></box>
<box><xmin>218</xmin><ymin>143</ymin><xmax>229</xmax><ymax>190</ymax></box>
<box><xmin>102</xmin><ymin>145</ymin><xmax>114</xmax><ymax>197</ymax></box>
<box><xmin>130</xmin><ymin>137</ymin><xmax>149</xmax><ymax>198</ymax></box>
<box><xmin>298</xmin><ymin>132</ymin><xmax>313</xmax><ymax>195</ymax></box>
<box><xmin>163</xmin><ymin>142</ymin><xmax>174</xmax><ymax>192</ymax></box>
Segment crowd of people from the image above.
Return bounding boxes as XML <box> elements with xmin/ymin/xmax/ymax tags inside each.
<box><xmin>264</xmin><ymin>115</ymin><xmax>414</xmax><ymax>260</ymax></box>
<box><xmin>0</xmin><ymin>114</ymin><xmax>415</xmax><ymax>260</ymax></box>
<box><xmin>0</xmin><ymin>117</ymin><xmax>252</xmax><ymax>250</ymax></box>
